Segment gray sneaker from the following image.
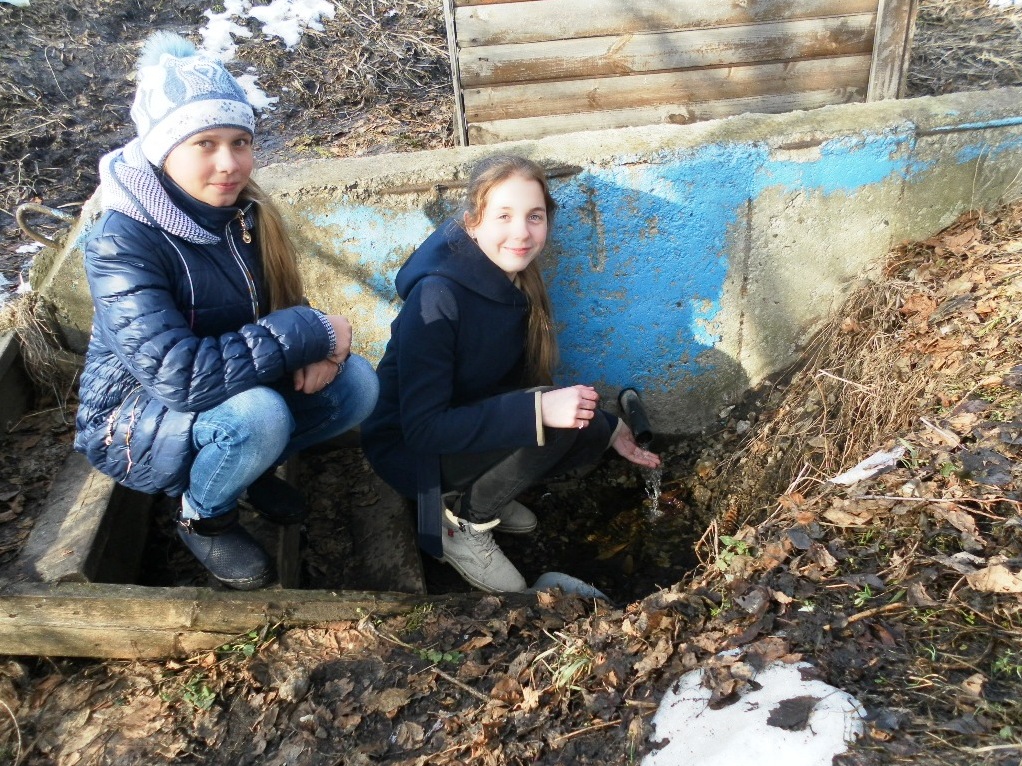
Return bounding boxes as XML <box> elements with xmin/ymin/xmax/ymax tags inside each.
<box><xmin>439</xmin><ymin>508</ymin><xmax>527</xmax><ymax>593</ymax></box>
<box><xmin>495</xmin><ymin>499</ymin><xmax>537</xmax><ymax>535</ymax></box>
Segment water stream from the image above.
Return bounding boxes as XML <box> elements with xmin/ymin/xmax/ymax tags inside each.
<box><xmin>643</xmin><ymin>466</ymin><xmax>663</xmax><ymax>521</ymax></box>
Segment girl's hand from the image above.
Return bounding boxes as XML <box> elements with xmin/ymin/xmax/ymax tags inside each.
<box><xmin>294</xmin><ymin>358</ymin><xmax>342</xmax><ymax>394</ymax></box>
<box><xmin>612</xmin><ymin>425</ymin><xmax>661</xmax><ymax>468</ymax></box>
<box><xmin>541</xmin><ymin>385</ymin><xmax>600</xmax><ymax>429</ymax></box>
<box><xmin>326</xmin><ymin>314</ymin><xmax>353</xmax><ymax>365</ymax></box>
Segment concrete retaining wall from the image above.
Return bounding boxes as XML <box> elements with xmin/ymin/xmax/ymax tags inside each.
<box><xmin>34</xmin><ymin>87</ymin><xmax>1022</xmax><ymax>432</ymax></box>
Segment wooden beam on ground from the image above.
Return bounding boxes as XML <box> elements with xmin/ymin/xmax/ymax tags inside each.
<box><xmin>0</xmin><ymin>582</ymin><xmax>514</xmax><ymax>659</ymax></box>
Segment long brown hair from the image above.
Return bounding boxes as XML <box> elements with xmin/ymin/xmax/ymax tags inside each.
<box><xmin>461</xmin><ymin>155</ymin><xmax>558</xmax><ymax>386</ymax></box>
<box><xmin>239</xmin><ymin>179</ymin><xmax>304</xmax><ymax>311</ymax></box>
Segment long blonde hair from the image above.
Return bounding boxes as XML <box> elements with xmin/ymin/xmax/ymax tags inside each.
<box><xmin>239</xmin><ymin>180</ymin><xmax>304</xmax><ymax>311</ymax></box>
<box><xmin>461</xmin><ymin>155</ymin><xmax>558</xmax><ymax>386</ymax></box>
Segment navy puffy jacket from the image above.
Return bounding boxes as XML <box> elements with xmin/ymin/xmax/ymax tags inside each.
<box><xmin>74</xmin><ymin>183</ymin><xmax>332</xmax><ymax>496</ymax></box>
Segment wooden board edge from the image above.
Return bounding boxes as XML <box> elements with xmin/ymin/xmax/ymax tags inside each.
<box><xmin>467</xmin><ymin>86</ymin><xmax>865</xmax><ymax>144</ymax></box>
<box><xmin>867</xmin><ymin>0</ymin><xmax>919</xmax><ymax>101</ymax></box>
<box><xmin>0</xmin><ymin>331</ymin><xmax>33</xmax><ymax>432</ymax></box>
<box><xmin>0</xmin><ymin>581</ymin><xmax>532</xmax><ymax>659</ymax></box>
<box><xmin>443</xmin><ymin>0</ymin><xmax>470</xmax><ymax>145</ymax></box>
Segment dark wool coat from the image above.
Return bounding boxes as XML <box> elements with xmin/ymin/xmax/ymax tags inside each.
<box><xmin>361</xmin><ymin>220</ymin><xmax>616</xmax><ymax>554</ymax></box>
<box><xmin>74</xmin><ymin>178</ymin><xmax>332</xmax><ymax>496</ymax></box>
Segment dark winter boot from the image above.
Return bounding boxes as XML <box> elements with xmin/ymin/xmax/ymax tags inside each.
<box><xmin>243</xmin><ymin>470</ymin><xmax>308</xmax><ymax>524</ymax></box>
<box><xmin>177</xmin><ymin>508</ymin><xmax>275</xmax><ymax>590</ymax></box>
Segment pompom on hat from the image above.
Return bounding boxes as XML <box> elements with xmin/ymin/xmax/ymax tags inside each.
<box><xmin>130</xmin><ymin>31</ymin><xmax>255</xmax><ymax>168</ymax></box>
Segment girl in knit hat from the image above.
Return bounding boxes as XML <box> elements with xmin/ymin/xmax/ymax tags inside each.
<box><xmin>74</xmin><ymin>32</ymin><xmax>379</xmax><ymax>589</ymax></box>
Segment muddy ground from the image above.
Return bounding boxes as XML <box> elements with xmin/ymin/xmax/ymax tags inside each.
<box><xmin>2</xmin><ymin>0</ymin><xmax>1022</xmax><ymax>764</ymax></box>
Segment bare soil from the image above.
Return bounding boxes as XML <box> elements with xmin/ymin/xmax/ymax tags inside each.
<box><xmin>2</xmin><ymin>1</ymin><xmax>1022</xmax><ymax>764</ymax></box>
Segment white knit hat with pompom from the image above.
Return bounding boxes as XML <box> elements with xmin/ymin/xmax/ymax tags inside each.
<box><xmin>130</xmin><ymin>32</ymin><xmax>255</xmax><ymax>167</ymax></box>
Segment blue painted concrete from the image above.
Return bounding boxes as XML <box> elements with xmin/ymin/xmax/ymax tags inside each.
<box><xmin>548</xmin><ymin>161</ymin><xmax>744</xmax><ymax>392</ymax></box>
<box><xmin>296</xmin><ymin>124</ymin><xmax>1013</xmax><ymax>395</ymax></box>
<box><xmin>542</xmin><ymin>130</ymin><xmax>958</xmax><ymax>392</ymax></box>
<box><xmin>761</xmin><ymin>131</ymin><xmax>923</xmax><ymax>195</ymax></box>
<box><xmin>306</xmin><ymin>205</ymin><xmax>436</xmax><ymax>299</ymax></box>
<box><xmin>945</xmin><ymin>117</ymin><xmax>1022</xmax><ymax>162</ymax></box>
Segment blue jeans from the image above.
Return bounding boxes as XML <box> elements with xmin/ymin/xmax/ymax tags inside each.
<box><xmin>181</xmin><ymin>354</ymin><xmax>378</xmax><ymax>520</ymax></box>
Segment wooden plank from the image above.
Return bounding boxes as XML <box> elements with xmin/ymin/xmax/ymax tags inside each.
<box><xmin>463</xmin><ymin>55</ymin><xmax>872</xmax><ymax>123</ymax></box>
<box><xmin>275</xmin><ymin>521</ymin><xmax>302</xmax><ymax>588</ymax></box>
<box><xmin>0</xmin><ymin>582</ymin><xmax>522</xmax><ymax>659</ymax></box>
<box><xmin>13</xmin><ymin>625</ymin><xmax>248</xmax><ymax>660</ymax></box>
<box><xmin>867</xmin><ymin>0</ymin><xmax>918</xmax><ymax>100</ymax></box>
<box><xmin>443</xmin><ymin>0</ymin><xmax>470</xmax><ymax>145</ymax></box>
<box><xmin>455</xmin><ymin>0</ymin><xmax>878</xmax><ymax>47</ymax></box>
<box><xmin>278</xmin><ymin>456</ymin><xmax>303</xmax><ymax>589</ymax></box>
<box><xmin>468</xmin><ymin>87</ymin><xmax>866</xmax><ymax>144</ymax></box>
<box><xmin>12</xmin><ymin>452</ymin><xmax>122</xmax><ymax>583</ymax></box>
<box><xmin>0</xmin><ymin>332</ymin><xmax>33</xmax><ymax>433</ymax></box>
<box><xmin>460</xmin><ymin>15</ymin><xmax>877</xmax><ymax>87</ymax></box>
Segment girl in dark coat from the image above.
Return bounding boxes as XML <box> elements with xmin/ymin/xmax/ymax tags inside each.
<box><xmin>74</xmin><ymin>32</ymin><xmax>378</xmax><ymax>589</ymax></box>
<box><xmin>361</xmin><ymin>155</ymin><xmax>659</xmax><ymax>593</ymax></box>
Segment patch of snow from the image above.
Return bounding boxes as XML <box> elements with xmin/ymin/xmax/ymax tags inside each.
<box><xmin>15</xmin><ymin>242</ymin><xmax>44</xmax><ymax>254</ymax></box>
<box><xmin>198</xmin><ymin>0</ymin><xmax>335</xmax><ymax>109</ymax></box>
<box><xmin>990</xmin><ymin>0</ymin><xmax>1022</xmax><ymax>7</ymax></box>
<box><xmin>201</xmin><ymin>0</ymin><xmax>253</xmax><ymax>61</ymax></box>
<box><xmin>248</xmin><ymin>0</ymin><xmax>335</xmax><ymax>49</ymax></box>
<box><xmin>235</xmin><ymin>73</ymin><xmax>279</xmax><ymax>110</ymax></box>
<box><xmin>643</xmin><ymin>661</ymin><xmax>865</xmax><ymax>766</ymax></box>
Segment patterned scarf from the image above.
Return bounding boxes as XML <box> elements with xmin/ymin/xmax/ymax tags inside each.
<box><xmin>98</xmin><ymin>138</ymin><xmax>219</xmax><ymax>245</ymax></box>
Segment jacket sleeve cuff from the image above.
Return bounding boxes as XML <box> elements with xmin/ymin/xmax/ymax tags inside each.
<box><xmin>608</xmin><ymin>416</ymin><xmax>625</xmax><ymax>449</ymax></box>
<box><xmin>314</xmin><ymin>310</ymin><xmax>337</xmax><ymax>356</ymax></box>
<box><xmin>534</xmin><ymin>391</ymin><xmax>545</xmax><ymax>446</ymax></box>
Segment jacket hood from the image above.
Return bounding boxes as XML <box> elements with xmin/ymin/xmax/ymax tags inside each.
<box><xmin>99</xmin><ymin>139</ymin><xmax>219</xmax><ymax>245</ymax></box>
<box><xmin>395</xmin><ymin>219</ymin><xmax>527</xmax><ymax>306</ymax></box>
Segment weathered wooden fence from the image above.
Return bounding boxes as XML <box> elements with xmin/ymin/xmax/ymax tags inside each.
<box><xmin>443</xmin><ymin>0</ymin><xmax>918</xmax><ymax>145</ymax></box>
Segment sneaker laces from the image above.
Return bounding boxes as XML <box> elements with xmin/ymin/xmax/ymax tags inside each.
<box><xmin>464</xmin><ymin>519</ymin><xmax>501</xmax><ymax>558</ymax></box>
<box><xmin>444</xmin><ymin>508</ymin><xmax>501</xmax><ymax>557</ymax></box>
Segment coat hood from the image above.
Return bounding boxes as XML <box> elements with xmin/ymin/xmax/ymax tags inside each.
<box><xmin>395</xmin><ymin>219</ymin><xmax>527</xmax><ymax>306</ymax></box>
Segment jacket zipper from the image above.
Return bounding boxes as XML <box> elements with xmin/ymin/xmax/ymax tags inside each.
<box><xmin>227</xmin><ymin>206</ymin><xmax>259</xmax><ymax>322</ymax></box>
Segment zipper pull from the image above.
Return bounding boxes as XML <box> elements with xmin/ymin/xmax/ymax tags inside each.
<box><xmin>236</xmin><ymin>210</ymin><xmax>252</xmax><ymax>244</ymax></box>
